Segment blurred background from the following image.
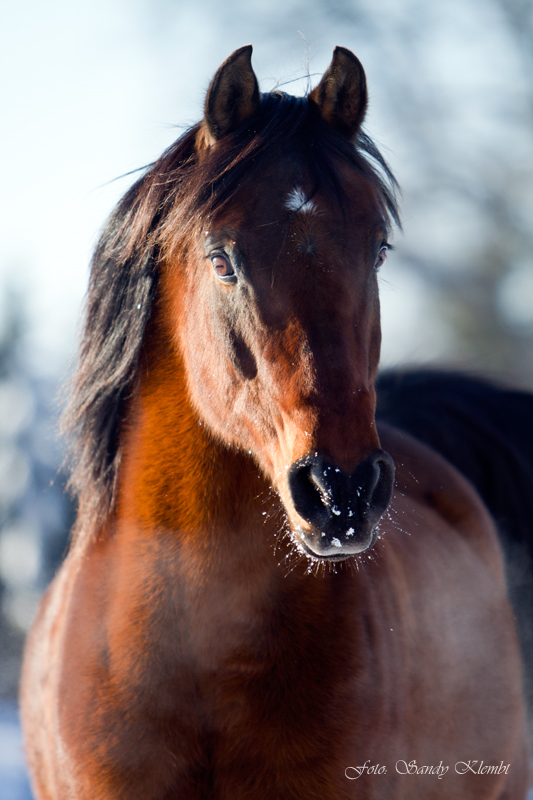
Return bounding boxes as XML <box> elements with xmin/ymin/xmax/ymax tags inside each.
<box><xmin>1</xmin><ymin>0</ymin><xmax>532</xmax><ymax>795</ymax></box>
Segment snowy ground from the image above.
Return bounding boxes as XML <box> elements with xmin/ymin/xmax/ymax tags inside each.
<box><xmin>1</xmin><ymin>700</ymin><xmax>532</xmax><ymax>800</ymax></box>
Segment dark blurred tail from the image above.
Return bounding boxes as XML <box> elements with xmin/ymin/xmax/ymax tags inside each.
<box><xmin>376</xmin><ymin>368</ymin><xmax>533</xmax><ymax>715</ymax></box>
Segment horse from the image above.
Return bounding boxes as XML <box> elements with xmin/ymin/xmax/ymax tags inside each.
<box><xmin>21</xmin><ymin>45</ymin><xmax>530</xmax><ymax>799</ymax></box>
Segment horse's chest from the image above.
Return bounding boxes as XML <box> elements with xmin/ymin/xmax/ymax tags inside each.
<box><xmin>156</xmin><ymin>602</ymin><xmax>394</xmax><ymax>798</ymax></box>
<box><xmin>51</xmin><ymin>540</ymin><xmax>526</xmax><ymax>800</ymax></box>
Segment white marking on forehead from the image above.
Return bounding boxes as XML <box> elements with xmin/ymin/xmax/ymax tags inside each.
<box><xmin>285</xmin><ymin>186</ymin><xmax>317</xmax><ymax>215</ymax></box>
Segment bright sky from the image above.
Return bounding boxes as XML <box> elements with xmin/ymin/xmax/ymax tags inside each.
<box><xmin>1</xmin><ymin>0</ymin><xmax>348</xmax><ymax>374</ymax></box>
<box><xmin>1</xmin><ymin>0</ymin><xmax>527</xmax><ymax>376</ymax></box>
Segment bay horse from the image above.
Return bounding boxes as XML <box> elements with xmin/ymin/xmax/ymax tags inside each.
<box><xmin>21</xmin><ymin>46</ymin><xmax>529</xmax><ymax>799</ymax></box>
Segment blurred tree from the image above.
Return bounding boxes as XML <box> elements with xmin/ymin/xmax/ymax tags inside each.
<box><xmin>0</xmin><ymin>290</ymin><xmax>72</xmax><ymax>699</ymax></box>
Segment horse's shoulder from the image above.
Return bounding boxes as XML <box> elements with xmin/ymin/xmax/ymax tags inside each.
<box><xmin>377</xmin><ymin>421</ymin><xmax>499</xmax><ymax>555</ymax></box>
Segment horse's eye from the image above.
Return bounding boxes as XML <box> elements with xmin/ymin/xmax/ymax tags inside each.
<box><xmin>374</xmin><ymin>246</ymin><xmax>389</xmax><ymax>272</ymax></box>
<box><xmin>211</xmin><ymin>254</ymin><xmax>235</xmax><ymax>279</ymax></box>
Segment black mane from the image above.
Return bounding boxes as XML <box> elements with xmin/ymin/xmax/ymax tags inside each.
<box><xmin>62</xmin><ymin>91</ymin><xmax>401</xmax><ymax>534</ymax></box>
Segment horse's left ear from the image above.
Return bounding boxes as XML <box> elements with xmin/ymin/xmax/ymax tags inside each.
<box><xmin>201</xmin><ymin>45</ymin><xmax>260</xmax><ymax>147</ymax></box>
<box><xmin>309</xmin><ymin>47</ymin><xmax>367</xmax><ymax>138</ymax></box>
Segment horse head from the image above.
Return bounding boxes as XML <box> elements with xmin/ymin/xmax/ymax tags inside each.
<box><xmin>159</xmin><ymin>46</ymin><xmax>396</xmax><ymax>560</ymax></box>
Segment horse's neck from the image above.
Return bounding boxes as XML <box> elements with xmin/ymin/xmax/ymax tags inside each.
<box><xmin>112</xmin><ymin>329</ymin><xmax>286</xmax><ymax>590</ymax></box>
<box><xmin>117</xmin><ymin>329</ymin><xmax>266</xmax><ymax>534</ymax></box>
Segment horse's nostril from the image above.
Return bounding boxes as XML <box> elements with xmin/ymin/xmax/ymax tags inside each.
<box><xmin>371</xmin><ymin>454</ymin><xmax>396</xmax><ymax>517</ymax></box>
<box><xmin>288</xmin><ymin>462</ymin><xmax>331</xmax><ymax>529</ymax></box>
<box><xmin>356</xmin><ymin>452</ymin><xmax>395</xmax><ymax>521</ymax></box>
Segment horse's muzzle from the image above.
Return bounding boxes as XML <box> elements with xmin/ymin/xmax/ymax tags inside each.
<box><xmin>287</xmin><ymin>450</ymin><xmax>395</xmax><ymax>559</ymax></box>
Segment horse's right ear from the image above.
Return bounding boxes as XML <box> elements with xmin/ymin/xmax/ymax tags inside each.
<box><xmin>199</xmin><ymin>45</ymin><xmax>260</xmax><ymax>148</ymax></box>
<box><xmin>309</xmin><ymin>47</ymin><xmax>367</xmax><ymax>139</ymax></box>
